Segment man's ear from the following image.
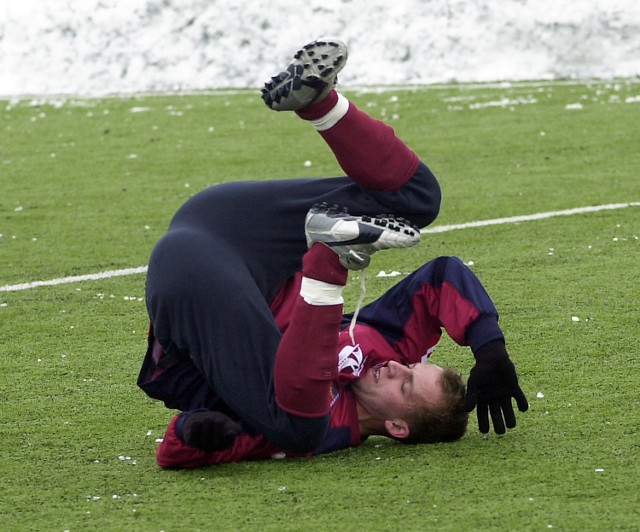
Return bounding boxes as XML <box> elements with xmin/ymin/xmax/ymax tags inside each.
<box><xmin>384</xmin><ymin>419</ymin><xmax>410</xmax><ymax>439</ymax></box>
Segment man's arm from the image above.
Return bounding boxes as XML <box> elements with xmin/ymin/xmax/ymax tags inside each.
<box><xmin>463</xmin><ymin>339</ymin><xmax>528</xmax><ymax>435</ymax></box>
<box><xmin>362</xmin><ymin>255</ymin><xmax>528</xmax><ymax>435</ymax></box>
<box><xmin>421</xmin><ymin>256</ymin><xmax>529</xmax><ymax>436</ymax></box>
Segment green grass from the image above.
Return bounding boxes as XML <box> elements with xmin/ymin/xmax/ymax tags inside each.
<box><xmin>1</xmin><ymin>80</ymin><xmax>639</xmax><ymax>531</ymax></box>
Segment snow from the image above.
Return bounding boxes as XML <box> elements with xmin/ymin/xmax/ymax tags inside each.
<box><xmin>1</xmin><ymin>0</ymin><xmax>639</xmax><ymax>97</ymax></box>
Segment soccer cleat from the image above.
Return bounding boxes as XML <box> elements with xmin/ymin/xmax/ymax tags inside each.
<box><xmin>261</xmin><ymin>38</ymin><xmax>348</xmax><ymax>111</ymax></box>
<box><xmin>304</xmin><ymin>203</ymin><xmax>421</xmax><ymax>270</ymax></box>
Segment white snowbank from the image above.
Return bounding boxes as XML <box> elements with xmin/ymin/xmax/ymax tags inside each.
<box><xmin>1</xmin><ymin>0</ymin><xmax>639</xmax><ymax>97</ymax></box>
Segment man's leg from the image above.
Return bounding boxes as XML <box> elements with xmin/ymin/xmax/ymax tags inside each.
<box><xmin>296</xmin><ymin>89</ymin><xmax>419</xmax><ymax>191</ymax></box>
<box><xmin>149</xmin><ymin>241</ymin><xmax>354</xmax><ymax>464</ymax></box>
<box><xmin>159</xmin><ymin>39</ymin><xmax>440</xmax><ymax>305</ymax></box>
<box><xmin>166</xmin><ymin>172</ymin><xmax>438</xmax><ymax>305</ymax></box>
<box><xmin>262</xmin><ymin>37</ymin><xmax>441</xmax><ymax>227</ymax></box>
<box><xmin>145</xmin><ymin>226</ymin><xmax>350</xmax><ymax>453</ymax></box>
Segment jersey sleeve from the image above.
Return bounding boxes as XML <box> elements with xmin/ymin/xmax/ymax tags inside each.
<box><xmin>419</xmin><ymin>256</ymin><xmax>504</xmax><ymax>351</ymax></box>
<box><xmin>347</xmin><ymin>256</ymin><xmax>505</xmax><ymax>363</ymax></box>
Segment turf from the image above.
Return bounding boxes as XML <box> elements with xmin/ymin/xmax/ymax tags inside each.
<box><xmin>1</xmin><ymin>80</ymin><xmax>639</xmax><ymax>530</ymax></box>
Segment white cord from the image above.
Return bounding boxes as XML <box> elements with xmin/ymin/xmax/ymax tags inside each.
<box><xmin>300</xmin><ymin>277</ymin><xmax>345</xmax><ymax>305</ymax></box>
<box><xmin>348</xmin><ymin>269</ymin><xmax>367</xmax><ymax>344</ymax></box>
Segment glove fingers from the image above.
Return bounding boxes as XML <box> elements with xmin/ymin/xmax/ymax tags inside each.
<box><xmin>489</xmin><ymin>402</ymin><xmax>506</xmax><ymax>434</ymax></box>
<box><xmin>501</xmin><ymin>398</ymin><xmax>517</xmax><ymax>429</ymax></box>
<box><xmin>514</xmin><ymin>386</ymin><xmax>529</xmax><ymax>412</ymax></box>
<box><xmin>476</xmin><ymin>402</ymin><xmax>490</xmax><ymax>434</ymax></box>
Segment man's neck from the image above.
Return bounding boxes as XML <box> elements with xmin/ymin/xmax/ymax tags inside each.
<box><xmin>356</xmin><ymin>401</ymin><xmax>385</xmax><ymax>437</ymax></box>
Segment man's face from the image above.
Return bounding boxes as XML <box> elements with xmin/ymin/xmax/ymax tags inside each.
<box><xmin>352</xmin><ymin>360</ymin><xmax>445</xmax><ymax>423</ymax></box>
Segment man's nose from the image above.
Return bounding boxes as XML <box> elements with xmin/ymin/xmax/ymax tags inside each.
<box><xmin>388</xmin><ymin>360</ymin><xmax>409</xmax><ymax>378</ymax></box>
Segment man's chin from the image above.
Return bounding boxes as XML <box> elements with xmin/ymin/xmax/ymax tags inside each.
<box><xmin>353</xmin><ymin>368</ymin><xmax>374</xmax><ymax>393</ymax></box>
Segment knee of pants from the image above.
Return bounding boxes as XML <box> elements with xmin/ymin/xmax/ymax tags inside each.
<box><xmin>366</xmin><ymin>161</ymin><xmax>441</xmax><ymax>228</ymax></box>
<box><xmin>405</xmin><ymin>162</ymin><xmax>442</xmax><ymax>227</ymax></box>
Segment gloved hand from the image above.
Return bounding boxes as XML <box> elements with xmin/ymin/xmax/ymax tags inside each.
<box><xmin>179</xmin><ymin>410</ymin><xmax>243</xmax><ymax>452</ymax></box>
<box><xmin>464</xmin><ymin>340</ymin><xmax>528</xmax><ymax>435</ymax></box>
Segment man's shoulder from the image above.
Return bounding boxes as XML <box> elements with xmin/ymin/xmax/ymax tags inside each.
<box><xmin>311</xmin><ymin>383</ymin><xmax>360</xmax><ymax>455</ymax></box>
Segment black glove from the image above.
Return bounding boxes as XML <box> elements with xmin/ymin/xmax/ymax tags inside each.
<box><xmin>180</xmin><ymin>410</ymin><xmax>243</xmax><ymax>452</ymax></box>
<box><xmin>464</xmin><ymin>340</ymin><xmax>529</xmax><ymax>435</ymax></box>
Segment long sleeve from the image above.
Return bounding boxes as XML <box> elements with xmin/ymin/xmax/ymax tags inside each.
<box><xmin>346</xmin><ymin>256</ymin><xmax>504</xmax><ymax>363</ymax></box>
<box><xmin>273</xmin><ymin>243</ymin><xmax>348</xmax><ymax>417</ymax></box>
<box><xmin>415</xmin><ymin>256</ymin><xmax>504</xmax><ymax>351</ymax></box>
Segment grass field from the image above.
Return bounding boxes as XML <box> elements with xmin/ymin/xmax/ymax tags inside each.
<box><xmin>1</xmin><ymin>79</ymin><xmax>639</xmax><ymax>531</ymax></box>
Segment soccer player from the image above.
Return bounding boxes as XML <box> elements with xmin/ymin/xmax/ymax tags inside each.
<box><xmin>138</xmin><ymin>38</ymin><xmax>528</xmax><ymax>468</ymax></box>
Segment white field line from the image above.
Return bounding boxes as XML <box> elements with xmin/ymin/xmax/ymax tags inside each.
<box><xmin>11</xmin><ymin>77</ymin><xmax>640</xmax><ymax>101</ymax></box>
<box><xmin>0</xmin><ymin>266</ymin><xmax>148</xmax><ymax>293</ymax></box>
<box><xmin>1</xmin><ymin>202</ymin><xmax>638</xmax><ymax>293</ymax></box>
<box><xmin>422</xmin><ymin>202</ymin><xmax>640</xmax><ymax>234</ymax></box>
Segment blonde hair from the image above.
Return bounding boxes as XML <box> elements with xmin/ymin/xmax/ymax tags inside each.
<box><xmin>398</xmin><ymin>367</ymin><xmax>468</xmax><ymax>444</ymax></box>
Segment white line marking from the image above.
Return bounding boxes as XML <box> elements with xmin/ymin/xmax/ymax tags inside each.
<box><xmin>1</xmin><ymin>202</ymin><xmax>638</xmax><ymax>293</ymax></box>
<box><xmin>422</xmin><ymin>202</ymin><xmax>640</xmax><ymax>234</ymax></box>
<box><xmin>0</xmin><ymin>266</ymin><xmax>148</xmax><ymax>292</ymax></box>
<box><xmin>11</xmin><ymin>78</ymin><xmax>638</xmax><ymax>101</ymax></box>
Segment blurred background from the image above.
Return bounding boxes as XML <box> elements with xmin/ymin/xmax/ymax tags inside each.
<box><xmin>1</xmin><ymin>0</ymin><xmax>639</xmax><ymax>97</ymax></box>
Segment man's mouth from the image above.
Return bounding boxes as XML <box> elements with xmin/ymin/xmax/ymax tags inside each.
<box><xmin>372</xmin><ymin>362</ymin><xmax>386</xmax><ymax>383</ymax></box>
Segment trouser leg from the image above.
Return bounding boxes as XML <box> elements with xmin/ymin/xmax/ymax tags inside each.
<box><xmin>163</xmin><ymin>89</ymin><xmax>439</xmax><ymax>301</ymax></box>
<box><xmin>167</xmin><ymin>158</ymin><xmax>439</xmax><ymax>305</ymax></box>
<box><xmin>145</xmin><ymin>227</ymin><xmax>336</xmax><ymax>452</ymax></box>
